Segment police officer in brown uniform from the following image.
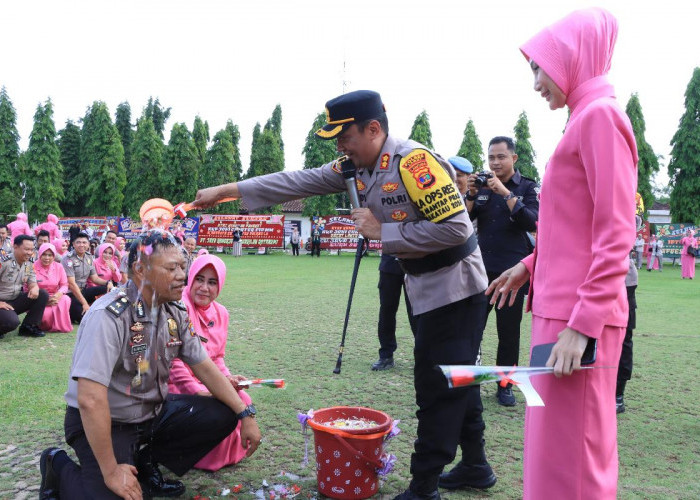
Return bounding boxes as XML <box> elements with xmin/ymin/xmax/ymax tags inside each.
<box><xmin>39</xmin><ymin>230</ymin><xmax>261</xmax><ymax>500</ymax></box>
<box><xmin>62</xmin><ymin>232</ymin><xmax>113</xmax><ymax>323</ymax></box>
<box><xmin>0</xmin><ymin>224</ymin><xmax>14</xmax><ymax>256</ymax></box>
<box><xmin>0</xmin><ymin>234</ymin><xmax>49</xmax><ymax>339</ymax></box>
<box><xmin>193</xmin><ymin>90</ymin><xmax>495</xmax><ymax>500</ymax></box>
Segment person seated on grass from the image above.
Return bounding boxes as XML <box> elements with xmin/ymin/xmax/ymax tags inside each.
<box><xmin>52</xmin><ymin>238</ymin><xmax>68</xmax><ymax>263</ymax></box>
<box><xmin>168</xmin><ymin>254</ymin><xmax>253</xmax><ymax>471</ymax></box>
<box><xmin>0</xmin><ymin>224</ymin><xmax>13</xmax><ymax>255</ymax></box>
<box><xmin>39</xmin><ymin>229</ymin><xmax>261</xmax><ymax>499</ymax></box>
<box><xmin>33</xmin><ymin>243</ymin><xmax>72</xmax><ymax>333</ymax></box>
<box><xmin>62</xmin><ymin>233</ymin><xmax>113</xmax><ymax>324</ymax></box>
<box><xmin>0</xmin><ymin>235</ymin><xmax>48</xmax><ymax>339</ymax></box>
<box><xmin>87</xmin><ymin>243</ymin><xmax>122</xmax><ymax>289</ymax></box>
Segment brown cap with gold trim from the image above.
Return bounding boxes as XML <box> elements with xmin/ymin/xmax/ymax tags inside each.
<box><xmin>315</xmin><ymin>90</ymin><xmax>386</xmax><ymax>140</ymax></box>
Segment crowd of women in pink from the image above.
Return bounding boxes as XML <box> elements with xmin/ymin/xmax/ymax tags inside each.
<box><xmin>87</xmin><ymin>243</ymin><xmax>122</xmax><ymax>287</ymax></box>
<box><xmin>167</xmin><ymin>254</ymin><xmax>252</xmax><ymax>471</ymax></box>
<box><xmin>33</xmin><ymin>243</ymin><xmax>72</xmax><ymax>333</ymax></box>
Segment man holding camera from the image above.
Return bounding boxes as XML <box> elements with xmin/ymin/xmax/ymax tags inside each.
<box><xmin>466</xmin><ymin>136</ymin><xmax>539</xmax><ymax>406</ymax></box>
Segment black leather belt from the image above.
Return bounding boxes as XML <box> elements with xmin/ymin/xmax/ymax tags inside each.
<box><xmin>399</xmin><ymin>233</ymin><xmax>478</xmax><ymax>276</ymax></box>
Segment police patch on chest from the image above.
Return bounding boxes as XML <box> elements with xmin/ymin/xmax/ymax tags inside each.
<box><xmin>382</xmin><ymin>182</ymin><xmax>399</xmax><ymax>193</ymax></box>
<box><xmin>356</xmin><ymin>178</ymin><xmax>366</xmax><ymax>191</ymax></box>
<box><xmin>130</xmin><ymin>344</ymin><xmax>147</xmax><ymax>354</ymax></box>
<box><xmin>391</xmin><ymin>210</ymin><xmax>408</xmax><ymax>221</ymax></box>
<box><xmin>381</xmin><ymin>194</ymin><xmax>408</xmax><ymax>206</ymax></box>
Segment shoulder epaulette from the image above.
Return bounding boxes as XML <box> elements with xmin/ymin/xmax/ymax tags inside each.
<box><xmin>106</xmin><ymin>294</ymin><xmax>131</xmax><ymax>317</ymax></box>
<box><xmin>170</xmin><ymin>300</ymin><xmax>187</xmax><ymax>311</ymax></box>
<box><xmin>1</xmin><ymin>253</ymin><xmax>12</xmax><ymax>262</ymax></box>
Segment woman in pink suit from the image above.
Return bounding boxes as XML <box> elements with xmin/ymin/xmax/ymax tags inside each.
<box><xmin>7</xmin><ymin>213</ymin><xmax>33</xmax><ymax>239</ymax></box>
<box><xmin>680</xmin><ymin>229</ymin><xmax>697</xmax><ymax>279</ymax></box>
<box><xmin>33</xmin><ymin>243</ymin><xmax>72</xmax><ymax>333</ymax></box>
<box><xmin>168</xmin><ymin>254</ymin><xmax>252</xmax><ymax>471</ymax></box>
<box><xmin>488</xmin><ymin>8</ymin><xmax>637</xmax><ymax>499</ymax></box>
<box><xmin>87</xmin><ymin>243</ymin><xmax>121</xmax><ymax>287</ymax></box>
<box><xmin>35</xmin><ymin>213</ymin><xmax>62</xmax><ymax>241</ymax></box>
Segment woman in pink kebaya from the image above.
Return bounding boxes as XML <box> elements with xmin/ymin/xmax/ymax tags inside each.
<box><xmin>680</xmin><ymin>228</ymin><xmax>697</xmax><ymax>279</ymax></box>
<box><xmin>87</xmin><ymin>243</ymin><xmax>121</xmax><ymax>287</ymax></box>
<box><xmin>488</xmin><ymin>8</ymin><xmax>637</xmax><ymax>499</ymax></box>
<box><xmin>7</xmin><ymin>213</ymin><xmax>33</xmax><ymax>239</ymax></box>
<box><xmin>168</xmin><ymin>254</ymin><xmax>252</xmax><ymax>471</ymax></box>
<box><xmin>33</xmin><ymin>243</ymin><xmax>72</xmax><ymax>333</ymax></box>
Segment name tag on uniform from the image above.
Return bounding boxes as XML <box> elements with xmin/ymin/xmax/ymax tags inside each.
<box><xmin>130</xmin><ymin>344</ymin><xmax>147</xmax><ymax>354</ymax></box>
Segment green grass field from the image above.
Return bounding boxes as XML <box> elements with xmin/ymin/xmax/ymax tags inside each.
<box><xmin>0</xmin><ymin>253</ymin><xmax>698</xmax><ymax>499</ymax></box>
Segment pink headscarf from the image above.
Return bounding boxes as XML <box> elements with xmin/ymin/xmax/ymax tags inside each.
<box><xmin>36</xmin><ymin>243</ymin><xmax>57</xmax><ymax>263</ymax></box>
<box><xmin>47</xmin><ymin>214</ymin><xmax>58</xmax><ymax>224</ymax></box>
<box><xmin>16</xmin><ymin>213</ymin><xmax>28</xmax><ymax>222</ymax></box>
<box><xmin>97</xmin><ymin>243</ymin><xmax>116</xmax><ymax>263</ymax></box>
<box><xmin>197</xmin><ymin>248</ymin><xmax>209</xmax><ymax>257</ymax></box>
<box><xmin>115</xmin><ymin>237</ymin><xmax>126</xmax><ymax>252</ymax></box>
<box><xmin>183</xmin><ymin>254</ymin><xmax>227</xmax><ymax>340</ymax></box>
<box><xmin>52</xmin><ymin>238</ymin><xmax>66</xmax><ymax>256</ymax></box>
<box><xmin>520</xmin><ymin>8</ymin><xmax>618</xmax><ymax>102</ymax></box>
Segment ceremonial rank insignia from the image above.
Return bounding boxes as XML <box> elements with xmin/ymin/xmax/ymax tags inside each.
<box><xmin>167</xmin><ymin>318</ymin><xmax>182</xmax><ymax>346</ymax></box>
<box><xmin>135</xmin><ymin>300</ymin><xmax>146</xmax><ymax>318</ymax></box>
<box><xmin>391</xmin><ymin>210</ymin><xmax>408</xmax><ymax>221</ymax></box>
<box><xmin>356</xmin><ymin>178</ymin><xmax>366</xmax><ymax>191</ymax></box>
<box><xmin>107</xmin><ymin>297</ymin><xmax>130</xmax><ymax>317</ymax></box>
<box><xmin>130</xmin><ymin>322</ymin><xmax>144</xmax><ymax>332</ymax></box>
<box><xmin>380</xmin><ymin>153</ymin><xmax>390</xmax><ymax>170</ymax></box>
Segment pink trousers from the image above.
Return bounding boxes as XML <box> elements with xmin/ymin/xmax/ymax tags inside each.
<box><xmin>524</xmin><ymin>316</ymin><xmax>623</xmax><ymax>499</ymax></box>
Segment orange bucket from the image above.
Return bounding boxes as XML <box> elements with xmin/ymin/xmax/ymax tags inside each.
<box><xmin>307</xmin><ymin>406</ymin><xmax>392</xmax><ymax>499</ymax></box>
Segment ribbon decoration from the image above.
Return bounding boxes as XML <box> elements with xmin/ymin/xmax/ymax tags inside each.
<box><xmin>384</xmin><ymin>419</ymin><xmax>401</xmax><ymax>443</ymax></box>
<box><xmin>297</xmin><ymin>409</ymin><xmax>315</xmax><ymax>467</ymax></box>
<box><xmin>377</xmin><ymin>453</ymin><xmax>397</xmax><ymax>477</ymax></box>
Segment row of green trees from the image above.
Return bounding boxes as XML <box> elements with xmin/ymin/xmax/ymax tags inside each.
<box><xmin>1</xmin><ymin>68</ymin><xmax>699</xmax><ymax>222</ymax></box>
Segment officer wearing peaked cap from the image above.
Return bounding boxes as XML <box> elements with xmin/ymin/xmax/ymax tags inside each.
<box><xmin>193</xmin><ymin>90</ymin><xmax>496</xmax><ymax>499</ymax></box>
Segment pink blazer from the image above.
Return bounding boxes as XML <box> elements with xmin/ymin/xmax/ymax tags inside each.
<box><xmin>521</xmin><ymin>80</ymin><xmax>637</xmax><ymax>339</ymax></box>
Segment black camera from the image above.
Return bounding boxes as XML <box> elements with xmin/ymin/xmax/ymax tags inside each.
<box><xmin>473</xmin><ymin>172</ymin><xmax>493</xmax><ymax>188</ymax></box>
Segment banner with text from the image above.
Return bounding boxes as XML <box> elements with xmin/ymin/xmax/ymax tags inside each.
<box><xmin>117</xmin><ymin>217</ymin><xmax>200</xmax><ymax>243</ymax></box>
<box><xmin>58</xmin><ymin>217</ymin><xmax>119</xmax><ymax>240</ymax></box>
<box><xmin>655</xmin><ymin>223</ymin><xmax>697</xmax><ymax>257</ymax></box>
<box><xmin>314</xmin><ymin>216</ymin><xmax>382</xmax><ymax>250</ymax></box>
<box><xmin>197</xmin><ymin>214</ymin><xmax>285</xmax><ymax>247</ymax></box>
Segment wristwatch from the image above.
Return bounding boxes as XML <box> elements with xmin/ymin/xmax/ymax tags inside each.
<box><xmin>503</xmin><ymin>192</ymin><xmax>516</xmax><ymax>201</ymax></box>
<box><xmin>236</xmin><ymin>404</ymin><xmax>257</xmax><ymax>420</ymax></box>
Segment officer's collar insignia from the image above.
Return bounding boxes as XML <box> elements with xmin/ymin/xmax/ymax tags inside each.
<box><xmin>135</xmin><ymin>300</ymin><xmax>146</xmax><ymax>318</ymax></box>
<box><xmin>380</xmin><ymin>153</ymin><xmax>390</xmax><ymax>170</ymax></box>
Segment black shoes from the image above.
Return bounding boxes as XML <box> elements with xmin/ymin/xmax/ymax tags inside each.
<box><xmin>439</xmin><ymin>461</ymin><xmax>497</xmax><ymax>490</ymax></box>
<box><xmin>39</xmin><ymin>447</ymin><xmax>63</xmax><ymax>500</ymax></box>
<box><xmin>137</xmin><ymin>455</ymin><xmax>186</xmax><ymax>498</ymax></box>
<box><xmin>393</xmin><ymin>489</ymin><xmax>441</xmax><ymax>500</ymax></box>
<box><xmin>371</xmin><ymin>357</ymin><xmax>395</xmax><ymax>371</ymax></box>
<box><xmin>616</xmin><ymin>395</ymin><xmax>625</xmax><ymax>414</ymax></box>
<box><xmin>18</xmin><ymin>324</ymin><xmax>45</xmax><ymax>337</ymax></box>
<box><xmin>496</xmin><ymin>385</ymin><xmax>516</xmax><ymax>407</ymax></box>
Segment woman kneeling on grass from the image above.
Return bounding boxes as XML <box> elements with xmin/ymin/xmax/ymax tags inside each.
<box><xmin>168</xmin><ymin>254</ymin><xmax>253</xmax><ymax>471</ymax></box>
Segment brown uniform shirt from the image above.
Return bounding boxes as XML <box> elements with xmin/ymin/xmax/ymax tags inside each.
<box><xmin>62</xmin><ymin>251</ymin><xmax>97</xmax><ymax>289</ymax></box>
<box><xmin>64</xmin><ymin>281</ymin><xmax>207</xmax><ymax>423</ymax></box>
<box><xmin>238</xmin><ymin>135</ymin><xmax>487</xmax><ymax>315</ymax></box>
<box><xmin>0</xmin><ymin>253</ymin><xmax>36</xmax><ymax>301</ymax></box>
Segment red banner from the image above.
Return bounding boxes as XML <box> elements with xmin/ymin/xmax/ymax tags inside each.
<box><xmin>197</xmin><ymin>214</ymin><xmax>285</xmax><ymax>247</ymax></box>
<box><xmin>316</xmin><ymin>216</ymin><xmax>382</xmax><ymax>250</ymax></box>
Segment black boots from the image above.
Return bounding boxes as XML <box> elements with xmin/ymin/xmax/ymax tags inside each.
<box><xmin>136</xmin><ymin>452</ymin><xmax>186</xmax><ymax>498</ymax></box>
<box><xmin>439</xmin><ymin>439</ymin><xmax>496</xmax><ymax>490</ymax></box>
<box><xmin>393</xmin><ymin>476</ymin><xmax>441</xmax><ymax>500</ymax></box>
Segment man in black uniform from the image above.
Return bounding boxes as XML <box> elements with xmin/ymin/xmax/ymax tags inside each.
<box><xmin>39</xmin><ymin>230</ymin><xmax>261</xmax><ymax>499</ymax></box>
<box><xmin>466</xmin><ymin>136</ymin><xmax>539</xmax><ymax>406</ymax></box>
<box><xmin>371</xmin><ymin>253</ymin><xmax>408</xmax><ymax>370</ymax></box>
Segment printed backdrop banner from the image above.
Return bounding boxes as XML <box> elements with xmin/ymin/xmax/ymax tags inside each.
<box><xmin>58</xmin><ymin>217</ymin><xmax>118</xmax><ymax>240</ymax></box>
<box><xmin>117</xmin><ymin>217</ymin><xmax>199</xmax><ymax>243</ymax></box>
<box><xmin>655</xmin><ymin>223</ymin><xmax>698</xmax><ymax>257</ymax></box>
<box><xmin>313</xmin><ymin>216</ymin><xmax>382</xmax><ymax>250</ymax></box>
<box><xmin>197</xmin><ymin>214</ymin><xmax>285</xmax><ymax>247</ymax></box>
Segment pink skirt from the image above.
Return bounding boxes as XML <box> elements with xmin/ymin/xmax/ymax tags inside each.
<box><xmin>681</xmin><ymin>253</ymin><xmax>696</xmax><ymax>278</ymax></box>
<box><xmin>523</xmin><ymin>316</ymin><xmax>623</xmax><ymax>500</ymax></box>
<box><xmin>40</xmin><ymin>295</ymin><xmax>72</xmax><ymax>333</ymax></box>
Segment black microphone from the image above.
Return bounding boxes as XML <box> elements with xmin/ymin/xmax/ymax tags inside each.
<box><xmin>340</xmin><ymin>156</ymin><xmax>362</xmax><ymax>210</ymax></box>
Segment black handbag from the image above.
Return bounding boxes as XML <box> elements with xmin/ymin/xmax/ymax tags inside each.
<box><xmin>688</xmin><ymin>246</ymin><xmax>697</xmax><ymax>257</ymax></box>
